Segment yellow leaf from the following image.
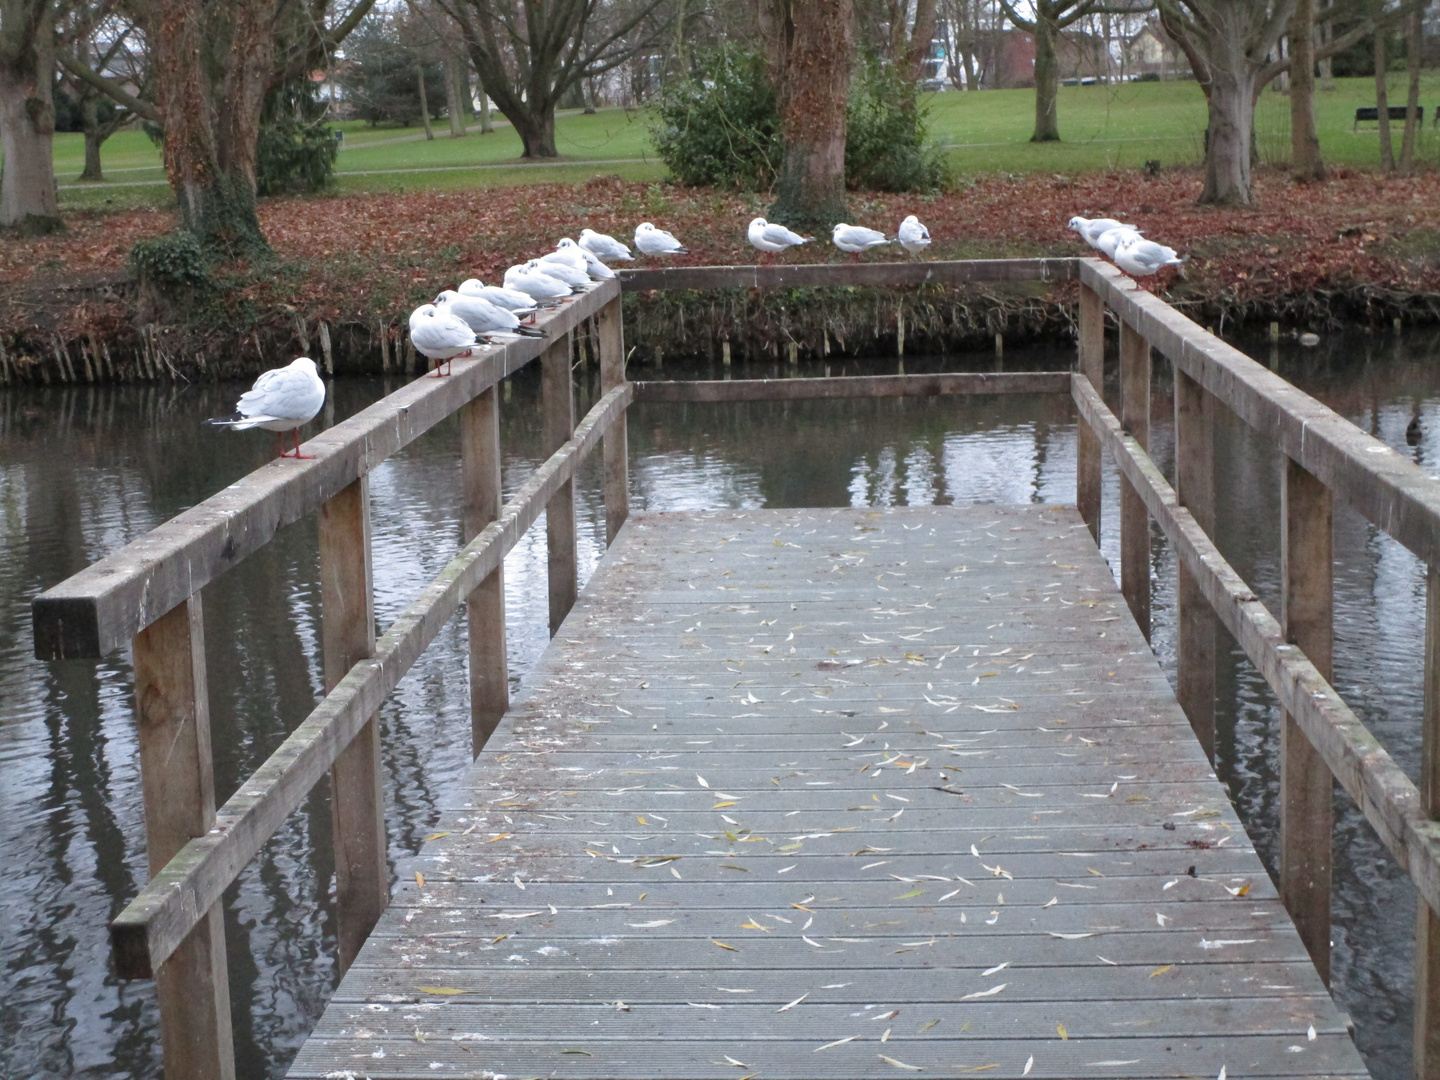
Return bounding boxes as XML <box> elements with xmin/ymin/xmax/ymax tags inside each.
<box><xmin>424</xmin><ymin>832</ymin><xmax>451</xmax><ymax>841</ymax></box>
<box><xmin>713</xmin><ymin>801</ymin><xmax>738</xmax><ymax>808</ymax></box>
<box><xmin>894</xmin><ymin>889</ymin><xmax>925</xmax><ymax>899</ymax></box>
<box><xmin>417</xmin><ymin>987</ymin><xmax>466</xmax><ymax>995</ymax></box>
<box><xmin>740</xmin><ymin>920</ymin><xmax>770</xmax><ymax>932</ymax></box>
<box><xmin>956</xmin><ymin>1066</ymin><xmax>998</xmax><ymax>1074</ymax></box>
<box><xmin>486</xmin><ymin>833</ymin><xmax>510</xmax><ymax>843</ymax></box>
<box><xmin>1149</xmin><ymin>965</ymin><xmax>1174</xmax><ymax>978</ymax></box>
<box><xmin>491</xmin><ymin>934</ymin><xmax>508</xmax><ymax>944</ymax></box>
<box><xmin>713</xmin><ymin>940</ymin><xmax>739</xmax><ymax>951</ymax></box>
<box><xmin>1086</xmin><ymin>868</ymin><xmax>1104</xmax><ymax>876</ymax></box>
<box><xmin>1056</xmin><ymin>1023</ymin><xmax>1068</xmax><ymax>1040</ymax></box>
<box><xmin>415</xmin><ymin>871</ymin><xmax>425</xmax><ymax>887</ymax></box>
<box><xmin>1236</xmin><ymin>882</ymin><xmax>1251</xmax><ymax>896</ymax></box>
<box><xmin>637</xmin><ymin>816</ymin><xmax>647</xmax><ymax>825</ymax></box>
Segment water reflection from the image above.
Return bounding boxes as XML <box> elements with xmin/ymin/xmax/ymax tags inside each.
<box><xmin>2</xmin><ymin>330</ymin><xmax>1439</xmax><ymax>1079</ymax></box>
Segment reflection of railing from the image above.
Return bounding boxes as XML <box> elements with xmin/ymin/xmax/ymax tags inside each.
<box><xmin>30</xmin><ymin>256</ymin><xmax>1440</xmax><ymax>1078</ymax></box>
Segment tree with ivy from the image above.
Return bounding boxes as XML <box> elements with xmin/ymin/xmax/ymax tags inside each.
<box><xmin>0</xmin><ymin>0</ymin><xmax>61</xmax><ymax>232</ymax></box>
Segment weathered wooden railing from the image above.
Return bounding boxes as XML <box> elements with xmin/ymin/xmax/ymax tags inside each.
<box><xmin>32</xmin><ymin>280</ymin><xmax>630</xmax><ymax>1080</ymax></box>
<box><xmin>32</xmin><ymin>255</ymin><xmax>1440</xmax><ymax>1078</ymax></box>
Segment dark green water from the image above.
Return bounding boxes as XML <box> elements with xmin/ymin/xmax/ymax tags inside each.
<box><xmin>1</xmin><ymin>331</ymin><xmax>1437</xmax><ymax>1079</ymax></box>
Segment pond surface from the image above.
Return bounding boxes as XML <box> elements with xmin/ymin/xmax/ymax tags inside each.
<box><xmin>2</xmin><ymin>328</ymin><xmax>1438</xmax><ymax>1079</ymax></box>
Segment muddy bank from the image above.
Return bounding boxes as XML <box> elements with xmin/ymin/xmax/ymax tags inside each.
<box><xmin>4</xmin><ymin>168</ymin><xmax>1440</xmax><ymax>384</ymax></box>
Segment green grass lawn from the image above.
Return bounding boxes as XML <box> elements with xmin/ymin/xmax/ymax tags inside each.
<box><xmin>35</xmin><ymin>73</ymin><xmax>1440</xmax><ymax>212</ymax></box>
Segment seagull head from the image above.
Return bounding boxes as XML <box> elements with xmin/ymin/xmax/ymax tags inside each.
<box><xmin>902</xmin><ymin>215</ymin><xmax>919</xmax><ymax>225</ymax></box>
<box><xmin>1067</xmin><ymin>216</ymin><xmax>1089</xmax><ymax>233</ymax></box>
<box><xmin>637</xmin><ymin>222</ymin><xmax>654</xmax><ymax>232</ymax></box>
<box><xmin>749</xmin><ymin>217</ymin><xmax>767</xmax><ymax>229</ymax></box>
<box><xmin>292</xmin><ymin>357</ymin><xmax>318</xmax><ymax>374</ymax></box>
<box><xmin>556</xmin><ymin>237</ymin><xmax>578</xmax><ymax>250</ymax></box>
<box><xmin>434</xmin><ymin>290</ymin><xmax>459</xmax><ymax>306</ymax></box>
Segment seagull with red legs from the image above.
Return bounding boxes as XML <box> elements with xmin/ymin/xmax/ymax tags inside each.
<box><xmin>205</xmin><ymin>356</ymin><xmax>326</xmax><ymax>459</ymax></box>
<box><xmin>408</xmin><ymin>303</ymin><xmax>478</xmax><ymax>377</ymax></box>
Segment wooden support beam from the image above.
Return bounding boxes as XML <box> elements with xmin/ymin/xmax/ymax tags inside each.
<box><xmin>1280</xmin><ymin>457</ymin><xmax>1334</xmax><ymax>986</ymax></box>
<box><xmin>319</xmin><ymin>477</ymin><xmax>387</xmax><ymax>976</ymax></box>
<box><xmin>597</xmin><ymin>297</ymin><xmax>629</xmax><ymax>546</ymax></box>
<box><xmin>1119</xmin><ymin>321</ymin><xmax>1151</xmax><ymax>640</ymax></box>
<box><xmin>1076</xmin><ymin>283</ymin><xmax>1104</xmax><ymax>543</ymax></box>
<box><xmin>619</xmin><ymin>257</ymin><xmax>1079</xmax><ymax>292</ymax></box>
<box><xmin>631</xmin><ymin>371</ymin><xmax>1072</xmax><ymax>403</ymax></box>
<box><xmin>1072</xmin><ymin>372</ymin><xmax>1440</xmax><ymax>928</ymax></box>
<box><xmin>109</xmin><ymin>386</ymin><xmax>632</xmax><ymax>981</ymax></box>
<box><xmin>462</xmin><ymin>387</ymin><xmax>508</xmax><ymax>754</ymax></box>
<box><xmin>1418</xmin><ymin>565</ymin><xmax>1440</xmax><ymax>1080</ymax></box>
<box><xmin>1175</xmin><ymin>370</ymin><xmax>1217</xmax><ymax>761</ymax></box>
<box><xmin>543</xmin><ymin>334</ymin><xmax>577</xmax><ymax>635</ymax></box>
<box><xmin>131</xmin><ymin>595</ymin><xmax>235</xmax><ymax>1080</ymax></box>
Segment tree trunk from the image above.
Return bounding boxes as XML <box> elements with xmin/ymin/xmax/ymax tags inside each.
<box><xmin>1318</xmin><ymin>3</ymin><xmax>1334</xmax><ymax>89</ymax></box>
<box><xmin>1399</xmin><ymin>2</ymin><xmax>1423</xmax><ymax>172</ymax></box>
<box><xmin>445</xmin><ymin>56</ymin><xmax>466</xmax><ymax>137</ymax></box>
<box><xmin>512</xmin><ymin>110</ymin><xmax>557</xmax><ymax>157</ymax></box>
<box><xmin>1199</xmin><ymin>63</ymin><xmax>1259</xmax><ymax>205</ymax></box>
<box><xmin>478</xmin><ymin>87</ymin><xmax>494</xmax><ymax>133</ymax></box>
<box><xmin>1289</xmin><ymin>0</ymin><xmax>1324</xmax><ymax>181</ymax></box>
<box><xmin>0</xmin><ymin>0</ymin><xmax>62</xmax><ymax>233</ymax></box>
<box><xmin>81</xmin><ymin>116</ymin><xmax>106</xmax><ymax>181</ymax></box>
<box><xmin>1031</xmin><ymin>12</ymin><xmax>1060</xmax><ymax>142</ymax></box>
<box><xmin>583</xmin><ymin>78</ymin><xmax>597</xmax><ymax>115</ymax></box>
<box><xmin>1375</xmin><ymin>26</ymin><xmax>1395</xmax><ymax>172</ymax></box>
<box><xmin>769</xmin><ymin>0</ymin><xmax>854</xmax><ymax>229</ymax></box>
<box><xmin>417</xmin><ymin>65</ymin><xmax>435</xmax><ymax>141</ymax></box>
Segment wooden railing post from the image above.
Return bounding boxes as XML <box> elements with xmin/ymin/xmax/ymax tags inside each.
<box><xmin>543</xmin><ymin>332</ymin><xmax>577</xmax><ymax>635</ymax></box>
<box><xmin>1174</xmin><ymin>369</ymin><xmax>1217</xmax><ymax>761</ymax></box>
<box><xmin>1418</xmin><ymin>565</ymin><xmax>1440</xmax><ymax>1077</ymax></box>
<box><xmin>597</xmin><ymin>298</ymin><xmax>630</xmax><ymax>546</ymax></box>
<box><xmin>1280</xmin><ymin>457</ymin><xmax>1333</xmax><ymax>985</ymax></box>
<box><xmin>462</xmin><ymin>386</ymin><xmax>508</xmax><ymax>754</ymax></box>
<box><xmin>132</xmin><ymin>594</ymin><xmax>235</xmax><ymax>1080</ymax></box>
<box><xmin>319</xmin><ymin>477</ymin><xmax>388</xmax><ymax>975</ymax></box>
<box><xmin>1076</xmin><ymin>283</ymin><xmax>1104</xmax><ymax>543</ymax></box>
<box><xmin>1119</xmin><ymin>320</ymin><xmax>1151</xmax><ymax>639</ymax></box>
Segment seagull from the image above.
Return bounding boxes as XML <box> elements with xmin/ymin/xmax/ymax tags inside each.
<box><xmin>433</xmin><ymin>290</ymin><xmax>546</xmax><ymax>341</ymax></box>
<box><xmin>504</xmin><ymin>263</ymin><xmax>576</xmax><ymax>302</ymax></box>
<box><xmin>832</xmin><ymin>223</ymin><xmax>893</xmax><ymax>256</ymax></box>
<box><xmin>1113</xmin><ymin>234</ymin><xmax>1185</xmax><ymax>279</ymax></box>
<box><xmin>897</xmin><ymin>215</ymin><xmax>931</xmax><ymax>256</ymax></box>
<box><xmin>525</xmin><ymin>256</ymin><xmax>593</xmax><ymax>290</ymax></box>
<box><xmin>205</xmin><ymin>357</ymin><xmax>325</xmax><ymax>458</ymax></box>
<box><xmin>579</xmin><ymin>228</ymin><xmax>633</xmax><ymax>263</ymax></box>
<box><xmin>747</xmin><ymin>217</ymin><xmax>810</xmax><ymax>258</ymax></box>
<box><xmin>1068</xmin><ymin>216</ymin><xmax>1141</xmax><ymax>249</ymax></box>
<box><xmin>634</xmin><ymin>222</ymin><xmax>688</xmax><ymax>256</ymax></box>
<box><xmin>1094</xmin><ymin>226</ymin><xmax>1143</xmax><ymax>260</ymax></box>
<box><xmin>540</xmin><ymin>240</ymin><xmax>588</xmax><ymax>272</ymax></box>
<box><xmin>408</xmin><ymin>303</ymin><xmax>477</xmax><ymax>377</ymax></box>
<box><xmin>457</xmin><ymin>278</ymin><xmax>538</xmax><ymax>316</ymax></box>
<box><xmin>557</xmin><ymin>237</ymin><xmax>617</xmax><ymax>280</ymax></box>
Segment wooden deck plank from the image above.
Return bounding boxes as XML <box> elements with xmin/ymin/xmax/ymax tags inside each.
<box><xmin>288</xmin><ymin>506</ymin><xmax>1366</xmax><ymax>1080</ymax></box>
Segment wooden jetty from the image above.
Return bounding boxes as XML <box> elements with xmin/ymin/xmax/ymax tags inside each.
<box><xmin>31</xmin><ymin>257</ymin><xmax>1440</xmax><ymax>1079</ymax></box>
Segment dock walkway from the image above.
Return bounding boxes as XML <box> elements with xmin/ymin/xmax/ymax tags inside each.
<box><xmin>288</xmin><ymin>505</ymin><xmax>1366</xmax><ymax>1080</ymax></box>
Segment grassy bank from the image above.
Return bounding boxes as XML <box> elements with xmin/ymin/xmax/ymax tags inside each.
<box><xmin>27</xmin><ymin>74</ymin><xmax>1440</xmax><ymax>214</ymax></box>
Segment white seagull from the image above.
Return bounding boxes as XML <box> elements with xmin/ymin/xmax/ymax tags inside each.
<box><xmin>1113</xmin><ymin>234</ymin><xmax>1185</xmax><ymax>279</ymax></box>
<box><xmin>556</xmin><ymin>237</ymin><xmax>617</xmax><ymax>280</ymax></box>
<box><xmin>897</xmin><ymin>215</ymin><xmax>931</xmax><ymax>256</ymax></box>
<box><xmin>205</xmin><ymin>357</ymin><xmax>325</xmax><ymax>459</ymax></box>
<box><xmin>747</xmin><ymin>217</ymin><xmax>810</xmax><ymax>257</ymax></box>
<box><xmin>408</xmin><ymin>303</ymin><xmax>477</xmax><ymax>377</ymax></box>
<box><xmin>634</xmin><ymin>222</ymin><xmax>688</xmax><ymax>256</ymax></box>
<box><xmin>1068</xmin><ymin>215</ymin><xmax>1141</xmax><ymax>249</ymax></box>
<box><xmin>579</xmin><ymin>228</ymin><xmax>633</xmax><ymax>263</ymax></box>
<box><xmin>525</xmin><ymin>256</ymin><xmax>593</xmax><ymax>290</ymax></box>
<box><xmin>433</xmin><ymin>290</ymin><xmax>546</xmax><ymax>341</ymax></box>
<box><xmin>540</xmin><ymin>241</ymin><xmax>588</xmax><ymax>272</ymax></box>
<box><xmin>504</xmin><ymin>263</ymin><xmax>576</xmax><ymax>302</ymax></box>
<box><xmin>457</xmin><ymin>278</ymin><xmax>538</xmax><ymax>316</ymax></box>
<box><xmin>1094</xmin><ymin>226</ymin><xmax>1143</xmax><ymax>261</ymax></box>
<box><xmin>832</xmin><ymin>223</ymin><xmax>893</xmax><ymax>255</ymax></box>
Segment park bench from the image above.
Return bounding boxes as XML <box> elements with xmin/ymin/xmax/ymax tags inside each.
<box><xmin>1354</xmin><ymin>104</ymin><xmax>1428</xmax><ymax>130</ymax></box>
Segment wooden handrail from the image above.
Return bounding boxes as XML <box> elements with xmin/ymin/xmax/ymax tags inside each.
<box><xmin>1072</xmin><ymin>373</ymin><xmax>1440</xmax><ymax>919</ymax></box>
<box><xmin>631</xmin><ymin>371</ymin><xmax>1072</xmax><ymax>402</ymax></box>
<box><xmin>1081</xmin><ymin>259</ymin><xmax>1440</xmax><ymax>569</ymax></box>
<box><xmin>109</xmin><ymin>383</ymin><xmax>632</xmax><ymax>979</ymax></box>
<box><xmin>31</xmin><ymin>280</ymin><xmax>621</xmax><ymax>661</ymax></box>
<box><xmin>619</xmin><ymin>257</ymin><xmax>1078</xmax><ymax>292</ymax></box>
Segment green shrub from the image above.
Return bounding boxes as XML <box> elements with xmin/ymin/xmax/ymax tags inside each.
<box><xmin>129</xmin><ymin>231</ymin><xmax>212</xmax><ymax>291</ymax></box>
<box><xmin>844</xmin><ymin>58</ymin><xmax>949</xmax><ymax>194</ymax></box>
<box><xmin>652</xmin><ymin>46</ymin><xmax>782</xmax><ymax>191</ymax></box>
<box><xmin>256</xmin><ymin>81</ymin><xmax>338</xmax><ymax>197</ymax></box>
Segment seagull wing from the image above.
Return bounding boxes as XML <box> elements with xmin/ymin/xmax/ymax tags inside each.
<box><xmin>237</xmin><ymin>365</ymin><xmax>323</xmax><ymax>422</ymax></box>
<box><xmin>763</xmin><ymin>223</ymin><xmax>807</xmax><ymax>246</ymax></box>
